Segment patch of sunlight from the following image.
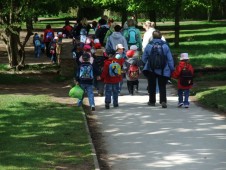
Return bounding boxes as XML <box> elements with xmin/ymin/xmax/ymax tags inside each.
<box><xmin>11</xmin><ymin>134</ymin><xmax>38</xmax><ymax>138</ymax></box>
<box><xmin>147</xmin><ymin>153</ymin><xmax>197</xmax><ymax>167</ymax></box>
<box><xmin>212</xmin><ymin>125</ymin><xmax>226</xmax><ymax>130</ymax></box>
<box><xmin>147</xmin><ymin>130</ymin><xmax>170</xmax><ymax>135</ymax></box>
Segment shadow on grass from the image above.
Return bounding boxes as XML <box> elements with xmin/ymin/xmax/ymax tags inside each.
<box><xmin>0</xmin><ymin>96</ymin><xmax>94</xmax><ymax>169</ymax></box>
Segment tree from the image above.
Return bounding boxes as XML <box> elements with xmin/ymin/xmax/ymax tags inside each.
<box><xmin>0</xmin><ymin>0</ymin><xmax>80</xmax><ymax>69</ymax></box>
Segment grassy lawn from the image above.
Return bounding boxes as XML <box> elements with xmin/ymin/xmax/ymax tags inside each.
<box><xmin>0</xmin><ymin>94</ymin><xmax>94</xmax><ymax>169</ymax></box>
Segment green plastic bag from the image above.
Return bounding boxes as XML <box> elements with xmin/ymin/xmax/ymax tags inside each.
<box><xmin>69</xmin><ymin>85</ymin><xmax>84</xmax><ymax>100</ymax></box>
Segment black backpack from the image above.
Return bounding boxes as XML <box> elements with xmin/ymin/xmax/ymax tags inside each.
<box><xmin>180</xmin><ymin>64</ymin><xmax>193</xmax><ymax>86</ymax></box>
<box><xmin>148</xmin><ymin>41</ymin><xmax>166</xmax><ymax>75</ymax></box>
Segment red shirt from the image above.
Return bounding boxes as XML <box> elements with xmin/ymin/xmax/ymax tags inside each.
<box><xmin>171</xmin><ymin>61</ymin><xmax>194</xmax><ymax>89</ymax></box>
<box><xmin>101</xmin><ymin>57</ymin><xmax>125</xmax><ymax>84</ymax></box>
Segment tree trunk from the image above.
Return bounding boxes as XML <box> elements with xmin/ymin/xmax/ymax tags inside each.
<box><xmin>121</xmin><ymin>10</ymin><xmax>128</xmax><ymax>27</ymax></box>
<box><xmin>174</xmin><ymin>0</ymin><xmax>182</xmax><ymax>48</ymax></box>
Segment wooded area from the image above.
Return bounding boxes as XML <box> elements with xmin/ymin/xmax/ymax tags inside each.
<box><xmin>0</xmin><ymin>0</ymin><xmax>226</xmax><ymax>68</ymax></box>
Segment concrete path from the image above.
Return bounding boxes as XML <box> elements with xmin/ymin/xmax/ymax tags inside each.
<box><xmin>93</xmin><ymin>79</ymin><xmax>226</xmax><ymax>170</ymax></box>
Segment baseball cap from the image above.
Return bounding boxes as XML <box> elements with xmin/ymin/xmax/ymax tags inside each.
<box><xmin>130</xmin><ymin>45</ymin><xmax>138</xmax><ymax>51</ymax></box>
<box><xmin>180</xmin><ymin>53</ymin><xmax>189</xmax><ymax>60</ymax></box>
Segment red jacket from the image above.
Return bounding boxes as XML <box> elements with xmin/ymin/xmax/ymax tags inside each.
<box><xmin>101</xmin><ymin>57</ymin><xmax>124</xmax><ymax>84</ymax></box>
<box><xmin>43</xmin><ymin>28</ymin><xmax>55</xmax><ymax>43</ymax></box>
<box><xmin>171</xmin><ymin>61</ymin><xmax>194</xmax><ymax>89</ymax></box>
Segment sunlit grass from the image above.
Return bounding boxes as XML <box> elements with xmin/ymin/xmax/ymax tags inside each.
<box><xmin>0</xmin><ymin>95</ymin><xmax>94</xmax><ymax>169</ymax></box>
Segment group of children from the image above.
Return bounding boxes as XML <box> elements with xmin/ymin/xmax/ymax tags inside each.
<box><xmin>73</xmin><ymin>37</ymin><xmax>194</xmax><ymax>111</ymax></box>
<box><xmin>73</xmin><ymin>35</ymin><xmax>144</xmax><ymax>111</ymax></box>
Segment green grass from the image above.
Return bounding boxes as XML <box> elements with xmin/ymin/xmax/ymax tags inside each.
<box><xmin>196</xmin><ymin>86</ymin><xmax>226</xmax><ymax>112</ymax></box>
<box><xmin>0</xmin><ymin>74</ymin><xmax>40</xmax><ymax>85</ymax></box>
<box><xmin>0</xmin><ymin>94</ymin><xmax>94</xmax><ymax>169</ymax></box>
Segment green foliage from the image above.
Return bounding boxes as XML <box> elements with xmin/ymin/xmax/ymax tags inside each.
<box><xmin>0</xmin><ymin>94</ymin><xmax>94</xmax><ymax>169</ymax></box>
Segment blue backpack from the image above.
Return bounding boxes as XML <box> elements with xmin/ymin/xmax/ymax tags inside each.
<box><xmin>109</xmin><ymin>61</ymin><xmax>121</xmax><ymax>77</ymax></box>
<box><xmin>34</xmin><ymin>39</ymin><xmax>41</xmax><ymax>47</ymax></box>
<box><xmin>46</xmin><ymin>31</ymin><xmax>53</xmax><ymax>41</ymax></box>
<box><xmin>79</xmin><ymin>63</ymin><xmax>94</xmax><ymax>80</ymax></box>
<box><xmin>127</xmin><ymin>28</ymin><xmax>138</xmax><ymax>45</ymax></box>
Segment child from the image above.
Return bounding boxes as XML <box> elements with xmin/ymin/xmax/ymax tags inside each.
<box><xmin>56</xmin><ymin>32</ymin><xmax>63</xmax><ymax>64</ymax></box>
<box><xmin>101</xmin><ymin>52</ymin><xmax>124</xmax><ymax>109</ymax></box>
<box><xmin>40</xmin><ymin>34</ymin><xmax>45</xmax><ymax>54</ymax></box>
<box><xmin>123</xmin><ymin>50</ymin><xmax>141</xmax><ymax>95</ymax></box>
<box><xmin>115</xmin><ymin>44</ymin><xmax>126</xmax><ymax>95</ymax></box>
<box><xmin>172</xmin><ymin>53</ymin><xmax>194</xmax><ymax>108</ymax></box>
<box><xmin>75</xmin><ymin>52</ymin><xmax>100</xmax><ymax>111</ymax></box>
<box><xmin>93</xmin><ymin>48</ymin><xmax>106</xmax><ymax>96</ymax></box>
<box><xmin>33</xmin><ymin>33</ymin><xmax>41</xmax><ymax>58</ymax></box>
<box><xmin>49</xmin><ymin>37</ymin><xmax>57</xmax><ymax>64</ymax></box>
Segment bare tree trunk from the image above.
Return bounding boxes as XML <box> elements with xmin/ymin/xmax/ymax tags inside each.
<box><xmin>149</xmin><ymin>10</ymin><xmax>156</xmax><ymax>24</ymax></box>
<box><xmin>174</xmin><ymin>0</ymin><xmax>182</xmax><ymax>48</ymax></box>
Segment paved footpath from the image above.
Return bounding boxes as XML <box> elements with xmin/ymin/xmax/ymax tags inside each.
<box><xmin>93</xmin><ymin>79</ymin><xmax>226</xmax><ymax>170</ymax></box>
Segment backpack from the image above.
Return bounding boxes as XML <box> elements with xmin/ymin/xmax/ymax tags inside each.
<box><xmin>98</xmin><ymin>27</ymin><xmax>109</xmax><ymax>45</ymax></box>
<box><xmin>109</xmin><ymin>61</ymin><xmax>121</xmax><ymax>77</ymax></box>
<box><xmin>46</xmin><ymin>31</ymin><xmax>53</xmax><ymax>41</ymax></box>
<box><xmin>127</xmin><ymin>28</ymin><xmax>138</xmax><ymax>45</ymax></box>
<box><xmin>148</xmin><ymin>41</ymin><xmax>166</xmax><ymax>75</ymax></box>
<box><xmin>80</xmin><ymin>28</ymin><xmax>87</xmax><ymax>35</ymax></box>
<box><xmin>179</xmin><ymin>64</ymin><xmax>193</xmax><ymax>86</ymax></box>
<box><xmin>35</xmin><ymin>39</ymin><xmax>41</xmax><ymax>47</ymax></box>
<box><xmin>128</xmin><ymin>64</ymin><xmax>139</xmax><ymax>80</ymax></box>
<box><xmin>79</xmin><ymin>63</ymin><xmax>94</xmax><ymax>80</ymax></box>
<box><xmin>50</xmin><ymin>42</ymin><xmax>56</xmax><ymax>54</ymax></box>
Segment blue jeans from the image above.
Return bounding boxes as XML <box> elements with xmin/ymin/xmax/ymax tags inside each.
<box><xmin>79</xmin><ymin>84</ymin><xmax>95</xmax><ymax>107</ymax></box>
<box><xmin>97</xmin><ymin>80</ymin><xmax>105</xmax><ymax>94</ymax></box>
<box><xmin>34</xmin><ymin>45</ymin><xmax>41</xmax><ymax>58</ymax></box>
<box><xmin>105</xmin><ymin>83</ymin><xmax>119</xmax><ymax>106</ymax></box>
<box><xmin>178</xmin><ymin>89</ymin><xmax>190</xmax><ymax>105</ymax></box>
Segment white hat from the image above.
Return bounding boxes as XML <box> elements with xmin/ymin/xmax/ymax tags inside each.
<box><xmin>54</xmin><ymin>36</ymin><xmax>58</xmax><ymax>40</ymax></box>
<box><xmin>94</xmin><ymin>39</ymin><xmax>100</xmax><ymax>44</ymax></box>
<box><xmin>130</xmin><ymin>45</ymin><xmax>138</xmax><ymax>51</ymax></box>
<box><xmin>116</xmin><ymin>44</ymin><xmax>125</xmax><ymax>50</ymax></box>
<box><xmin>180</xmin><ymin>53</ymin><xmax>189</xmax><ymax>60</ymax></box>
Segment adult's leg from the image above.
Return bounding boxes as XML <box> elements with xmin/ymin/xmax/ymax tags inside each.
<box><xmin>148</xmin><ymin>72</ymin><xmax>157</xmax><ymax>104</ymax></box>
<box><xmin>158</xmin><ymin>75</ymin><xmax>168</xmax><ymax>104</ymax></box>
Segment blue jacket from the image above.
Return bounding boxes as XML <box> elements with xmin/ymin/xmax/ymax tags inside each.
<box><xmin>142</xmin><ymin>39</ymin><xmax>174</xmax><ymax>77</ymax></box>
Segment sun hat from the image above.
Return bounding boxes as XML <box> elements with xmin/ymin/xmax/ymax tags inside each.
<box><xmin>130</xmin><ymin>45</ymin><xmax>138</xmax><ymax>51</ymax></box>
<box><xmin>94</xmin><ymin>43</ymin><xmax>102</xmax><ymax>49</ymax></box>
<box><xmin>116</xmin><ymin>44</ymin><xmax>125</xmax><ymax>50</ymax></box>
<box><xmin>83</xmin><ymin>44</ymin><xmax>91</xmax><ymax>51</ymax></box>
<box><xmin>180</xmin><ymin>53</ymin><xmax>189</xmax><ymax>60</ymax></box>
<box><xmin>95</xmin><ymin>49</ymin><xmax>104</xmax><ymax>56</ymax></box>
<box><xmin>126</xmin><ymin>50</ymin><xmax>135</xmax><ymax>58</ymax></box>
<box><xmin>94</xmin><ymin>39</ymin><xmax>100</xmax><ymax>44</ymax></box>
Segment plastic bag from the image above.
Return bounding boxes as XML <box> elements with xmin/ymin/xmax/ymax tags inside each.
<box><xmin>69</xmin><ymin>85</ymin><xmax>84</xmax><ymax>99</ymax></box>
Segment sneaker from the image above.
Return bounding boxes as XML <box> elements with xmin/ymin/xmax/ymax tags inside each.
<box><xmin>161</xmin><ymin>102</ymin><xmax>167</xmax><ymax>108</ymax></box>
<box><xmin>147</xmin><ymin>102</ymin><xmax>155</xmax><ymax>106</ymax></box>
<box><xmin>178</xmin><ymin>103</ymin><xmax>183</xmax><ymax>107</ymax></box>
<box><xmin>105</xmin><ymin>104</ymin><xmax>110</xmax><ymax>109</ymax></box>
<box><xmin>91</xmin><ymin>106</ymin><xmax>95</xmax><ymax>111</ymax></box>
<box><xmin>77</xmin><ymin>100</ymin><xmax>82</xmax><ymax>107</ymax></box>
<box><xmin>184</xmin><ymin>105</ymin><xmax>189</xmax><ymax>108</ymax></box>
<box><xmin>134</xmin><ymin>89</ymin><xmax>138</xmax><ymax>93</ymax></box>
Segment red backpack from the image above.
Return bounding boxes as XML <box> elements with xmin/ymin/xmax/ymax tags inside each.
<box><xmin>128</xmin><ymin>64</ymin><xmax>139</xmax><ymax>80</ymax></box>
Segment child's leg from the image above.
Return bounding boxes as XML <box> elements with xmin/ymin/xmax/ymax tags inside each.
<box><xmin>134</xmin><ymin>80</ymin><xmax>139</xmax><ymax>92</ymax></box>
<box><xmin>112</xmin><ymin>83</ymin><xmax>119</xmax><ymax>106</ymax></box>
<box><xmin>178</xmin><ymin>89</ymin><xmax>184</xmax><ymax>106</ymax></box>
<box><xmin>105</xmin><ymin>84</ymin><xmax>112</xmax><ymax>105</ymax></box>
<box><xmin>127</xmin><ymin>80</ymin><xmax>133</xmax><ymax>94</ymax></box>
<box><xmin>184</xmin><ymin>89</ymin><xmax>190</xmax><ymax>106</ymax></box>
<box><xmin>86</xmin><ymin>84</ymin><xmax>95</xmax><ymax>107</ymax></box>
<box><xmin>77</xmin><ymin>84</ymin><xmax>85</xmax><ymax>106</ymax></box>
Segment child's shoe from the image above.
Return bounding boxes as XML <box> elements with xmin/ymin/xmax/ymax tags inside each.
<box><xmin>77</xmin><ymin>99</ymin><xmax>82</xmax><ymax>107</ymax></box>
<box><xmin>184</xmin><ymin>105</ymin><xmax>189</xmax><ymax>108</ymax></box>
<box><xmin>113</xmin><ymin>104</ymin><xmax>119</xmax><ymax>108</ymax></box>
<box><xmin>178</xmin><ymin>103</ymin><xmax>183</xmax><ymax>107</ymax></box>
<box><xmin>91</xmin><ymin>105</ymin><xmax>95</xmax><ymax>111</ymax></box>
